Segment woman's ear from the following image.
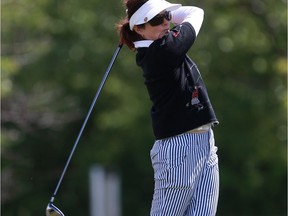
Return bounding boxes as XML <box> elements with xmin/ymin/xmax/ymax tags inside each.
<box><xmin>134</xmin><ymin>25</ymin><xmax>143</xmax><ymax>35</ymax></box>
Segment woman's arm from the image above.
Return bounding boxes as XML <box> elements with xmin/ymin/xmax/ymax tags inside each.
<box><xmin>171</xmin><ymin>6</ymin><xmax>204</xmax><ymax>36</ymax></box>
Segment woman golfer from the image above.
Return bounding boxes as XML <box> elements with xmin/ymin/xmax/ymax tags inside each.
<box><xmin>117</xmin><ymin>0</ymin><xmax>219</xmax><ymax>215</ymax></box>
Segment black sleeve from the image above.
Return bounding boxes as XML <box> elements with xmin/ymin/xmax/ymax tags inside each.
<box><xmin>151</xmin><ymin>22</ymin><xmax>197</xmax><ymax>69</ymax></box>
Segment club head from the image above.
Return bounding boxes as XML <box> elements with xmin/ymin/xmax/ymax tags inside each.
<box><xmin>46</xmin><ymin>203</ymin><xmax>65</xmax><ymax>216</ymax></box>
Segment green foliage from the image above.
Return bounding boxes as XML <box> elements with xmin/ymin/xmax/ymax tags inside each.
<box><xmin>2</xmin><ymin>0</ymin><xmax>287</xmax><ymax>215</ymax></box>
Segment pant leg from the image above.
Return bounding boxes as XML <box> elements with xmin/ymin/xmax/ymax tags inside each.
<box><xmin>184</xmin><ymin>129</ymin><xmax>220</xmax><ymax>216</ymax></box>
<box><xmin>150</xmin><ymin>132</ymin><xmax>212</xmax><ymax>216</ymax></box>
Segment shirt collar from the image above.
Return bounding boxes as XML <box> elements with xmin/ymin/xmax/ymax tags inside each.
<box><xmin>134</xmin><ymin>40</ymin><xmax>154</xmax><ymax>48</ymax></box>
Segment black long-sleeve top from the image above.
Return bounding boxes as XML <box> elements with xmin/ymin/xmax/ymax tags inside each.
<box><xmin>135</xmin><ymin>22</ymin><xmax>218</xmax><ymax>139</ymax></box>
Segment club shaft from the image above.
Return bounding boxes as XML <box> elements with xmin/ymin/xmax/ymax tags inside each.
<box><xmin>50</xmin><ymin>43</ymin><xmax>123</xmax><ymax>203</ymax></box>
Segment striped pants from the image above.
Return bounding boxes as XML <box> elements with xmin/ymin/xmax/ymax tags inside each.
<box><xmin>150</xmin><ymin>129</ymin><xmax>219</xmax><ymax>216</ymax></box>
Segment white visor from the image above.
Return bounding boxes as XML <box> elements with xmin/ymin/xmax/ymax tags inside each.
<box><xmin>129</xmin><ymin>0</ymin><xmax>181</xmax><ymax>30</ymax></box>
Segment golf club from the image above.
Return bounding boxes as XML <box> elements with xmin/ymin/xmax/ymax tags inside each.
<box><xmin>46</xmin><ymin>43</ymin><xmax>123</xmax><ymax>216</ymax></box>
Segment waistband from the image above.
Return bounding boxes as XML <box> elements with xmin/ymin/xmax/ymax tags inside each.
<box><xmin>187</xmin><ymin>123</ymin><xmax>212</xmax><ymax>133</ymax></box>
<box><xmin>156</xmin><ymin>124</ymin><xmax>212</xmax><ymax>141</ymax></box>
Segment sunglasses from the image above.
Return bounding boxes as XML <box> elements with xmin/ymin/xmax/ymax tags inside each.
<box><xmin>148</xmin><ymin>11</ymin><xmax>171</xmax><ymax>26</ymax></box>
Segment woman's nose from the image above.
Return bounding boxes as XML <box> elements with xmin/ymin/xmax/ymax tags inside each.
<box><xmin>162</xmin><ymin>18</ymin><xmax>170</xmax><ymax>26</ymax></box>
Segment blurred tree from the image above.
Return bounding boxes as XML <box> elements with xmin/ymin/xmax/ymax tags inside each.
<box><xmin>1</xmin><ymin>0</ymin><xmax>287</xmax><ymax>215</ymax></box>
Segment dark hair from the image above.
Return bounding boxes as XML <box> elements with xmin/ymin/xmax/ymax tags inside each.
<box><xmin>116</xmin><ymin>0</ymin><xmax>147</xmax><ymax>51</ymax></box>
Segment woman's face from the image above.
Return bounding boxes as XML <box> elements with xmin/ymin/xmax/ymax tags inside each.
<box><xmin>134</xmin><ymin>11</ymin><xmax>171</xmax><ymax>40</ymax></box>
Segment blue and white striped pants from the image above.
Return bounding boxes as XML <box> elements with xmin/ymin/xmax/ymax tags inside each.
<box><xmin>150</xmin><ymin>129</ymin><xmax>219</xmax><ymax>216</ymax></box>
